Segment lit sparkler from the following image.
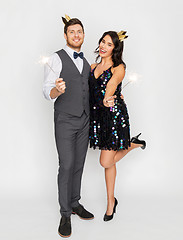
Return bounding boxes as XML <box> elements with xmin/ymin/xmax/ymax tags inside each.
<box><xmin>39</xmin><ymin>56</ymin><xmax>56</xmax><ymax>75</ymax></box>
<box><xmin>122</xmin><ymin>72</ymin><xmax>141</xmax><ymax>90</ymax></box>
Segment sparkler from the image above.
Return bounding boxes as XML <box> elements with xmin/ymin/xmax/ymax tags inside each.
<box><xmin>39</xmin><ymin>56</ymin><xmax>56</xmax><ymax>75</ymax></box>
<box><xmin>122</xmin><ymin>72</ymin><xmax>141</xmax><ymax>90</ymax></box>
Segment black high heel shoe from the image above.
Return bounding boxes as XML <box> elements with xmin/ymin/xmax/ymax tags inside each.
<box><xmin>103</xmin><ymin>198</ymin><xmax>118</xmax><ymax>222</ymax></box>
<box><xmin>131</xmin><ymin>133</ymin><xmax>146</xmax><ymax>150</ymax></box>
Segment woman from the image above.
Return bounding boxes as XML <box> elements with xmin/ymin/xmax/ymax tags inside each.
<box><xmin>88</xmin><ymin>31</ymin><xmax>146</xmax><ymax>221</ymax></box>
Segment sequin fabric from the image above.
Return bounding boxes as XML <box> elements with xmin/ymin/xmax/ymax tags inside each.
<box><xmin>88</xmin><ymin>66</ymin><xmax>131</xmax><ymax>150</ymax></box>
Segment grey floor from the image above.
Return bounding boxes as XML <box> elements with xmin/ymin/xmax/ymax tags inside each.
<box><xmin>1</xmin><ymin>195</ymin><xmax>182</xmax><ymax>240</ymax></box>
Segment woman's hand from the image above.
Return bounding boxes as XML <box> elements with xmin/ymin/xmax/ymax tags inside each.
<box><xmin>120</xmin><ymin>93</ymin><xmax>124</xmax><ymax>100</ymax></box>
<box><xmin>103</xmin><ymin>95</ymin><xmax>117</xmax><ymax>107</ymax></box>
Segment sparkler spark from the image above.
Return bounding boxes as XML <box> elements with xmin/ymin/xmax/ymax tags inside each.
<box><xmin>39</xmin><ymin>56</ymin><xmax>56</xmax><ymax>74</ymax></box>
<box><xmin>122</xmin><ymin>72</ymin><xmax>141</xmax><ymax>90</ymax></box>
<box><xmin>40</xmin><ymin>56</ymin><xmax>49</xmax><ymax>65</ymax></box>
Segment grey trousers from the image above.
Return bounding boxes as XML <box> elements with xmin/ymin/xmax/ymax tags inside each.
<box><xmin>54</xmin><ymin>110</ymin><xmax>89</xmax><ymax>217</ymax></box>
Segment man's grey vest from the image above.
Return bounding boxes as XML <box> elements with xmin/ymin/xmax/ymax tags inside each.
<box><xmin>54</xmin><ymin>49</ymin><xmax>90</xmax><ymax>117</ymax></box>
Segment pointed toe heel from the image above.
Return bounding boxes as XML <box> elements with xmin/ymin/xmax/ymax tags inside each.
<box><xmin>131</xmin><ymin>133</ymin><xmax>146</xmax><ymax>150</ymax></box>
<box><xmin>103</xmin><ymin>198</ymin><xmax>118</xmax><ymax>222</ymax></box>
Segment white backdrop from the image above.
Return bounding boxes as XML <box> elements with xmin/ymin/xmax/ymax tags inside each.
<box><xmin>0</xmin><ymin>0</ymin><xmax>183</xmax><ymax>239</ymax></box>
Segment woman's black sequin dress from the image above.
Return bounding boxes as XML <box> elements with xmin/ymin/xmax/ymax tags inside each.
<box><xmin>89</xmin><ymin>66</ymin><xmax>131</xmax><ymax>151</ymax></box>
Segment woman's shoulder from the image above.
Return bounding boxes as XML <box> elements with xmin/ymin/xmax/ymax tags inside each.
<box><xmin>111</xmin><ymin>64</ymin><xmax>125</xmax><ymax>74</ymax></box>
<box><xmin>91</xmin><ymin>63</ymin><xmax>97</xmax><ymax>70</ymax></box>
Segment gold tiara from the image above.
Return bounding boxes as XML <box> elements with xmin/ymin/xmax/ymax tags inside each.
<box><xmin>117</xmin><ymin>30</ymin><xmax>128</xmax><ymax>42</ymax></box>
<box><xmin>62</xmin><ymin>14</ymin><xmax>71</xmax><ymax>25</ymax></box>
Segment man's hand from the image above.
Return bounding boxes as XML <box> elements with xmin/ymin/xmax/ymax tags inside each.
<box><xmin>55</xmin><ymin>78</ymin><xmax>66</xmax><ymax>94</ymax></box>
<box><xmin>103</xmin><ymin>95</ymin><xmax>117</xmax><ymax>107</ymax></box>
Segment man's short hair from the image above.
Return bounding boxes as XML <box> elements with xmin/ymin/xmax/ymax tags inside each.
<box><xmin>64</xmin><ymin>18</ymin><xmax>84</xmax><ymax>34</ymax></box>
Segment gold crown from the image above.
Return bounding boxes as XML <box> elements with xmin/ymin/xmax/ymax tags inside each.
<box><xmin>62</xmin><ymin>14</ymin><xmax>71</xmax><ymax>25</ymax></box>
<box><xmin>117</xmin><ymin>30</ymin><xmax>128</xmax><ymax>42</ymax></box>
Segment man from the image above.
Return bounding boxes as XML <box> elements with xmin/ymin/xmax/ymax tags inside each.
<box><xmin>43</xmin><ymin>15</ymin><xmax>94</xmax><ymax>238</ymax></box>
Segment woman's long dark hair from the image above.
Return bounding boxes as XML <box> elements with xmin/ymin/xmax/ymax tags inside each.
<box><xmin>95</xmin><ymin>31</ymin><xmax>126</xmax><ymax>68</ymax></box>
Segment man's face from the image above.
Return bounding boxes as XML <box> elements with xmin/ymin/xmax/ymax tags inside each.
<box><xmin>64</xmin><ymin>24</ymin><xmax>85</xmax><ymax>50</ymax></box>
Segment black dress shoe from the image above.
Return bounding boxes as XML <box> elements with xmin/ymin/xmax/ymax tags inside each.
<box><xmin>131</xmin><ymin>133</ymin><xmax>146</xmax><ymax>150</ymax></box>
<box><xmin>72</xmin><ymin>204</ymin><xmax>94</xmax><ymax>220</ymax></box>
<box><xmin>103</xmin><ymin>198</ymin><xmax>118</xmax><ymax>222</ymax></box>
<box><xmin>58</xmin><ymin>216</ymin><xmax>71</xmax><ymax>238</ymax></box>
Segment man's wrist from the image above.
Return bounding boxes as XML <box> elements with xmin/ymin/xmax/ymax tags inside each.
<box><xmin>50</xmin><ymin>87</ymin><xmax>62</xmax><ymax>99</ymax></box>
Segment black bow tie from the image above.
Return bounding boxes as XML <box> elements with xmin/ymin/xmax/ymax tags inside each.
<box><xmin>73</xmin><ymin>51</ymin><xmax>84</xmax><ymax>59</ymax></box>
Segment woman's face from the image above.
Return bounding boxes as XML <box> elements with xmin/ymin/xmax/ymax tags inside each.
<box><xmin>99</xmin><ymin>35</ymin><xmax>114</xmax><ymax>58</ymax></box>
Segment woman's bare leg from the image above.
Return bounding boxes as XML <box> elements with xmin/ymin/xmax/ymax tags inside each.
<box><xmin>105</xmin><ymin>164</ymin><xmax>116</xmax><ymax>215</ymax></box>
<box><xmin>100</xmin><ymin>142</ymin><xmax>142</xmax><ymax>169</ymax></box>
<box><xmin>100</xmin><ymin>150</ymin><xmax>117</xmax><ymax>215</ymax></box>
<box><xmin>114</xmin><ymin>142</ymin><xmax>142</xmax><ymax>163</ymax></box>
<box><xmin>100</xmin><ymin>143</ymin><xmax>143</xmax><ymax>215</ymax></box>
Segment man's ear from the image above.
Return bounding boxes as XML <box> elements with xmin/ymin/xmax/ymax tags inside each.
<box><xmin>64</xmin><ymin>33</ymin><xmax>67</xmax><ymax>40</ymax></box>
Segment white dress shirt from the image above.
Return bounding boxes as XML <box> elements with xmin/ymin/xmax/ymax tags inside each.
<box><xmin>43</xmin><ymin>45</ymin><xmax>84</xmax><ymax>102</ymax></box>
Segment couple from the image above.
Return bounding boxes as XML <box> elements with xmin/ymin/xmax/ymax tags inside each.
<box><xmin>43</xmin><ymin>15</ymin><xmax>146</xmax><ymax>238</ymax></box>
